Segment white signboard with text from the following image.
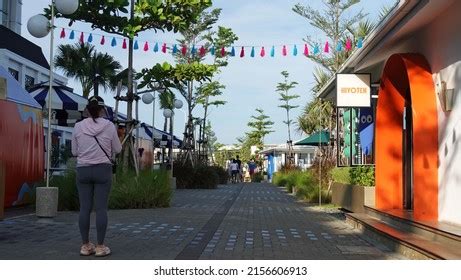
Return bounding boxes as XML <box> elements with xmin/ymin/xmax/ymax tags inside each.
<box><xmin>336</xmin><ymin>74</ymin><xmax>371</xmax><ymax>107</ymax></box>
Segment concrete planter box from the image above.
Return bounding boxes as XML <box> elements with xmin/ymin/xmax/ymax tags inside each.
<box><xmin>332</xmin><ymin>183</ymin><xmax>375</xmax><ymax>213</ymax></box>
<box><xmin>36</xmin><ymin>187</ymin><xmax>59</xmax><ymax>218</ymax></box>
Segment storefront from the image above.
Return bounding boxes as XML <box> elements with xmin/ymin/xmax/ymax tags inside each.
<box><xmin>319</xmin><ymin>0</ymin><xmax>461</xmax><ymax>225</ymax></box>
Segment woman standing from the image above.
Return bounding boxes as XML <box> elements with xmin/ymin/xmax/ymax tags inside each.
<box><xmin>71</xmin><ymin>96</ymin><xmax>122</xmax><ymax>257</ymax></box>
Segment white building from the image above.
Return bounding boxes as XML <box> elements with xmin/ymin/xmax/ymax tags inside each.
<box><xmin>1</xmin><ymin>0</ymin><xmax>22</xmax><ymax>35</ymax></box>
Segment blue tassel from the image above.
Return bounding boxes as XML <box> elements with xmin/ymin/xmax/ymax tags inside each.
<box><xmin>230</xmin><ymin>46</ymin><xmax>235</xmax><ymax>57</ymax></box>
<box><xmin>336</xmin><ymin>43</ymin><xmax>342</xmax><ymax>52</ymax></box>
<box><xmin>357</xmin><ymin>38</ymin><xmax>363</xmax><ymax>48</ymax></box>
<box><xmin>154</xmin><ymin>42</ymin><xmax>159</xmax><ymax>52</ymax></box>
<box><xmin>270</xmin><ymin>46</ymin><xmax>275</xmax><ymax>57</ymax></box>
<box><xmin>250</xmin><ymin>46</ymin><xmax>255</xmax><ymax>57</ymax></box>
<box><xmin>134</xmin><ymin>40</ymin><xmax>139</xmax><ymax>50</ymax></box>
<box><xmin>87</xmin><ymin>33</ymin><xmax>93</xmax><ymax>43</ymax></box>
<box><xmin>172</xmin><ymin>44</ymin><xmax>178</xmax><ymax>54</ymax></box>
<box><xmin>69</xmin><ymin>30</ymin><xmax>75</xmax><ymax>40</ymax></box>
<box><xmin>314</xmin><ymin>44</ymin><xmax>320</xmax><ymax>55</ymax></box>
<box><xmin>293</xmin><ymin>45</ymin><xmax>298</xmax><ymax>56</ymax></box>
<box><xmin>191</xmin><ymin>45</ymin><xmax>197</xmax><ymax>55</ymax></box>
<box><xmin>111</xmin><ymin>37</ymin><xmax>117</xmax><ymax>47</ymax></box>
<box><xmin>210</xmin><ymin>46</ymin><xmax>215</xmax><ymax>56</ymax></box>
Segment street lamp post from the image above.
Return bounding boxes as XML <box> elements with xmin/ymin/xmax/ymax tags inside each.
<box><xmin>163</xmin><ymin>99</ymin><xmax>183</xmax><ymax>178</ymax></box>
<box><xmin>27</xmin><ymin>0</ymin><xmax>79</xmax><ymax>218</ymax></box>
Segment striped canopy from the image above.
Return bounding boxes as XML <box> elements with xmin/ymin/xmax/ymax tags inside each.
<box><xmin>28</xmin><ymin>82</ymin><xmax>87</xmax><ymax>111</ymax></box>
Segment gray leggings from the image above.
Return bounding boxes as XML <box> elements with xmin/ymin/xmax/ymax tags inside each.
<box><xmin>76</xmin><ymin>164</ymin><xmax>112</xmax><ymax>245</ymax></box>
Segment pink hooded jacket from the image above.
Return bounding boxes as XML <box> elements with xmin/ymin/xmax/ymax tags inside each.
<box><xmin>71</xmin><ymin>118</ymin><xmax>122</xmax><ymax>166</ymax></box>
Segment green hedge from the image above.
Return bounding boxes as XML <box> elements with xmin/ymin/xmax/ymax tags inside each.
<box><xmin>252</xmin><ymin>172</ymin><xmax>264</xmax><ymax>183</ymax></box>
<box><xmin>173</xmin><ymin>162</ymin><xmax>219</xmax><ymax>189</ymax></box>
<box><xmin>272</xmin><ymin>170</ymin><xmax>331</xmax><ymax>203</ymax></box>
<box><xmin>349</xmin><ymin>166</ymin><xmax>375</xmax><ymax>186</ymax></box>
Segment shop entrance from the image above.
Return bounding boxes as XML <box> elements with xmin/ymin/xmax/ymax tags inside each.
<box><xmin>402</xmin><ymin>98</ymin><xmax>413</xmax><ymax>210</ymax></box>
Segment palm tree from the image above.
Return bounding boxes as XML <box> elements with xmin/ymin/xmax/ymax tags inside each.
<box><xmin>54</xmin><ymin>43</ymin><xmax>121</xmax><ymax>97</ymax></box>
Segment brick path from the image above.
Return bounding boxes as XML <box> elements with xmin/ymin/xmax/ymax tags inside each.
<box><xmin>0</xmin><ymin>183</ymin><xmax>404</xmax><ymax>259</ymax></box>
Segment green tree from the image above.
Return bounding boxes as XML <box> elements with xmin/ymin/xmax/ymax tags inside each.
<box><xmin>246</xmin><ymin>108</ymin><xmax>274</xmax><ymax>151</ymax></box>
<box><xmin>54</xmin><ymin>43</ymin><xmax>122</xmax><ymax>97</ymax></box>
<box><xmin>51</xmin><ymin>0</ymin><xmax>212</xmax><ymax>169</ymax></box>
<box><xmin>276</xmin><ymin>71</ymin><xmax>299</xmax><ymax>143</ymax></box>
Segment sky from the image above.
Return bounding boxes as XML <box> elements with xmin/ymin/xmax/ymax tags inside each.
<box><xmin>21</xmin><ymin>0</ymin><xmax>395</xmax><ymax>145</ymax></box>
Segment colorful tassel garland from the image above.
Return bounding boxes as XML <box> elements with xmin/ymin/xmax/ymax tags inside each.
<box><xmin>133</xmin><ymin>40</ymin><xmax>139</xmax><ymax>50</ymax></box>
<box><xmin>270</xmin><ymin>46</ymin><xmax>275</xmax><ymax>57</ymax></box>
<box><xmin>87</xmin><ymin>33</ymin><xmax>93</xmax><ymax>43</ymax></box>
<box><xmin>162</xmin><ymin>43</ymin><xmax>167</xmax><ymax>53</ymax></box>
<box><xmin>314</xmin><ymin>44</ymin><xmax>320</xmax><ymax>55</ymax></box>
<box><xmin>357</xmin><ymin>38</ymin><xmax>363</xmax><ymax>48</ymax></box>
<box><xmin>181</xmin><ymin>45</ymin><xmax>187</xmax><ymax>56</ymax></box>
<box><xmin>260</xmin><ymin>47</ymin><xmax>265</xmax><ymax>57</ymax></box>
<box><xmin>303</xmin><ymin>44</ymin><xmax>309</xmax><ymax>56</ymax></box>
<box><xmin>69</xmin><ymin>30</ymin><xmax>75</xmax><ymax>40</ymax></box>
<box><xmin>221</xmin><ymin>47</ymin><xmax>226</xmax><ymax>57</ymax></box>
<box><xmin>240</xmin><ymin>47</ymin><xmax>245</xmax><ymax>57</ymax></box>
<box><xmin>230</xmin><ymin>46</ymin><xmax>235</xmax><ymax>57</ymax></box>
<box><xmin>122</xmin><ymin>39</ymin><xmax>127</xmax><ymax>49</ymax></box>
<box><xmin>191</xmin><ymin>45</ymin><xmax>197</xmax><ymax>55</ymax></box>
<box><xmin>250</xmin><ymin>46</ymin><xmax>255</xmax><ymax>57</ymax></box>
<box><xmin>345</xmin><ymin>38</ymin><xmax>352</xmax><ymax>51</ymax></box>
<box><xmin>60</xmin><ymin>28</ymin><xmax>65</xmax><ymax>38</ymax></box>
<box><xmin>324</xmin><ymin>41</ymin><xmax>329</xmax><ymax>53</ymax></box>
<box><xmin>293</xmin><ymin>45</ymin><xmax>298</xmax><ymax>56</ymax></box>
<box><xmin>111</xmin><ymin>37</ymin><xmax>117</xmax><ymax>47</ymax></box>
<box><xmin>153</xmin><ymin>42</ymin><xmax>159</xmax><ymax>52</ymax></box>
<box><xmin>336</xmin><ymin>42</ymin><xmax>342</xmax><ymax>52</ymax></box>
<box><xmin>210</xmin><ymin>46</ymin><xmax>215</xmax><ymax>56</ymax></box>
<box><xmin>172</xmin><ymin>44</ymin><xmax>178</xmax><ymax>54</ymax></box>
<box><xmin>79</xmin><ymin>32</ymin><xmax>84</xmax><ymax>44</ymax></box>
<box><xmin>143</xmin><ymin>42</ymin><xmax>149</xmax><ymax>51</ymax></box>
<box><xmin>282</xmin><ymin>45</ymin><xmax>287</xmax><ymax>56</ymax></box>
<box><xmin>199</xmin><ymin>46</ymin><xmax>206</xmax><ymax>57</ymax></box>
<box><xmin>100</xmin><ymin>36</ymin><xmax>105</xmax><ymax>45</ymax></box>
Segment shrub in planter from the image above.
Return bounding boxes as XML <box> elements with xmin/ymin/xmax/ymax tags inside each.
<box><xmin>109</xmin><ymin>169</ymin><xmax>171</xmax><ymax>209</ymax></box>
<box><xmin>331</xmin><ymin>167</ymin><xmax>351</xmax><ymax>184</ymax></box>
<box><xmin>272</xmin><ymin>172</ymin><xmax>287</xmax><ymax>187</ymax></box>
<box><xmin>350</xmin><ymin>166</ymin><xmax>375</xmax><ymax>186</ymax></box>
<box><xmin>173</xmin><ymin>161</ymin><xmax>195</xmax><ymax>188</ymax></box>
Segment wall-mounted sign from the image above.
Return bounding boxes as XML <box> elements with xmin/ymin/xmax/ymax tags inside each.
<box><xmin>337</xmin><ymin>73</ymin><xmax>371</xmax><ymax>107</ymax></box>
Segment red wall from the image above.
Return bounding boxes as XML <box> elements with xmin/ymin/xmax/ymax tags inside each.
<box><xmin>0</xmin><ymin>100</ymin><xmax>44</xmax><ymax>207</ymax></box>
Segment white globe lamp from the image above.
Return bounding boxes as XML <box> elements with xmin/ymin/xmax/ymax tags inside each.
<box><xmin>55</xmin><ymin>0</ymin><xmax>79</xmax><ymax>15</ymax></box>
<box><xmin>174</xmin><ymin>99</ymin><xmax>183</xmax><ymax>109</ymax></box>
<box><xmin>163</xmin><ymin>109</ymin><xmax>173</xmax><ymax>118</ymax></box>
<box><xmin>141</xmin><ymin>93</ymin><xmax>154</xmax><ymax>104</ymax></box>
<box><xmin>27</xmin><ymin>15</ymin><xmax>50</xmax><ymax>38</ymax></box>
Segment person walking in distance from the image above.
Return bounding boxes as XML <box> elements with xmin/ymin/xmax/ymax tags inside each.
<box><xmin>235</xmin><ymin>155</ymin><xmax>242</xmax><ymax>182</ymax></box>
<box><xmin>72</xmin><ymin>96</ymin><xmax>122</xmax><ymax>257</ymax></box>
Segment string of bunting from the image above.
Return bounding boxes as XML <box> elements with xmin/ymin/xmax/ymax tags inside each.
<box><xmin>58</xmin><ymin>26</ymin><xmax>364</xmax><ymax>58</ymax></box>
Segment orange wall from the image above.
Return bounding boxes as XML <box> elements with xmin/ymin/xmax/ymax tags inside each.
<box><xmin>376</xmin><ymin>54</ymin><xmax>438</xmax><ymax>221</ymax></box>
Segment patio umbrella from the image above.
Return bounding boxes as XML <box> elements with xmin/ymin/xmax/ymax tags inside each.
<box><xmin>28</xmin><ymin>82</ymin><xmax>87</xmax><ymax>111</ymax></box>
<box><xmin>295</xmin><ymin>131</ymin><xmax>330</xmax><ymax>146</ymax></box>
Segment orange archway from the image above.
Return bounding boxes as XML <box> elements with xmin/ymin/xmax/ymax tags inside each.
<box><xmin>375</xmin><ymin>53</ymin><xmax>438</xmax><ymax>221</ymax></box>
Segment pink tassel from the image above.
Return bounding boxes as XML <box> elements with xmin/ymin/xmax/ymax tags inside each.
<box><xmin>240</xmin><ymin>47</ymin><xmax>245</xmax><ymax>57</ymax></box>
<box><xmin>60</xmin><ymin>28</ymin><xmax>66</xmax><ymax>39</ymax></box>
<box><xmin>260</xmin><ymin>47</ymin><xmax>265</xmax><ymax>57</ymax></box>
<box><xmin>122</xmin><ymin>39</ymin><xmax>127</xmax><ymax>49</ymax></box>
<box><xmin>324</xmin><ymin>41</ymin><xmax>329</xmax><ymax>53</ymax></box>
<box><xmin>143</xmin><ymin>42</ymin><xmax>149</xmax><ymax>51</ymax></box>
<box><xmin>345</xmin><ymin>38</ymin><xmax>352</xmax><ymax>51</ymax></box>
<box><xmin>79</xmin><ymin>32</ymin><xmax>84</xmax><ymax>44</ymax></box>
<box><xmin>282</xmin><ymin>45</ymin><xmax>287</xmax><ymax>56</ymax></box>
<box><xmin>303</xmin><ymin>44</ymin><xmax>309</xmax><ymax>56</ymax></box>
<box><xmin>181</xmin><ymin>45</ymin><xmax>187</xmax><ymax>56</ymax></box>
<box><xmin>100</xmin><ymin>36</ymin><xmax>105</xmax><ymax>45</ymax></box>
<box><xmin>162</xmin><ymin>43</ymin><xmax>167</xmax><ymax>53</ymax></box>
<box><xmin>221</xmin><ymin>47</ymin><xmax>226</xmax><ymax>57</ymax></box>
<box><xmin>199</xmin><ymin>46</ymin><xmax>206</xmax><ymax>57</ymax></box>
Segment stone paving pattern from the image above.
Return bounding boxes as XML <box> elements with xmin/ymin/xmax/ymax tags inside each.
<box><xmin>0</xmin><ymin>183</ymin><xmax>405</xmax><ymax>260</ymax></box>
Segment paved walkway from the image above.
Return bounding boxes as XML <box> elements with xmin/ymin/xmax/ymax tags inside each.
<box><xmin>0</xmin><ymin>183</ymin><xmax>405</xmax><ymax>259</ymax></box>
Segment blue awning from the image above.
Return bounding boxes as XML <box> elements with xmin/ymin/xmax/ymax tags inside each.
<box><xmin>0</xmin><ymin>65</ymin><xmax>41</xmax><ymax>109</ymax></box>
